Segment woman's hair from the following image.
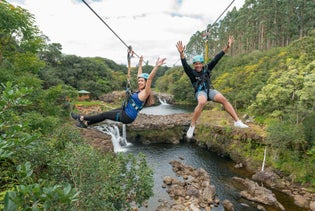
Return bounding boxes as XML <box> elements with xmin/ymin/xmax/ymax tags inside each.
<box><xmin>144</xmin><ymin>93</ymin><xmax>155</xmax><ymax>106</ymax></box>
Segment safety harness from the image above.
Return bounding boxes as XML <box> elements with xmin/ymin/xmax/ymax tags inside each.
<box><xmin>121</xmin><ymin>46</ymin><xmax>145</xmax><ymax>112</ymax></box>
<box><xmin>192</xmin><ymin>65</ymin><xmax>212</xmax><ymax>100</ymax></box>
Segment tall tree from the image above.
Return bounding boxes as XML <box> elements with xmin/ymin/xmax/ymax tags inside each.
<box><xmin>185</xmin><ymin>0</ymin><xmax>315</xmax><ymax>57</ymax></box>
<box><xmin>0</xmin><ymin>0</ymin><xmax>45</xmax><ymax>84</ymax></box>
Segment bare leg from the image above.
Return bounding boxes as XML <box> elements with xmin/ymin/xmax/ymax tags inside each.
<box><xmin>191</xmin><ymin>95</ymin><xmax>207</xmax><ymax>126</ymax></box>
<box><xmin>213</xmin><ymin>93</ymin><xmax>239</xmax><ymax>121</ymax></box>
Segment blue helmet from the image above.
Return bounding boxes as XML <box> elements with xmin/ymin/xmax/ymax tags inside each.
<box><xmin>138</xmin><ymin>73</ymin><xmax>149</xmax><ymax>80</ymax></box>
<box><xmin>192</xmin><ymin>55</ymin><xmax>204</xmax><ymax>63</ymax></box>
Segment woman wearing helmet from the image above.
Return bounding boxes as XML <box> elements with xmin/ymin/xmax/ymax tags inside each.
<box><xmin>176</xmin><ymin>36</ymin><xmax>248</xmax><ymax>138</ymax></box>
<box><xmin>71</xmin><ymin>56</ymin><xmax>166</xmax><ymax>128</ymax></box>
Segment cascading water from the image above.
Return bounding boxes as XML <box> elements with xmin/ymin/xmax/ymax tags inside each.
<box><xmin>158</xmin><ymin>97</ymin><xmax>169</xmax><ymax>105</ymax></box>
<box><xmin>94</xmin><ymin>123</ymin><xmax>130</xmax><ymax>152</ymax></box>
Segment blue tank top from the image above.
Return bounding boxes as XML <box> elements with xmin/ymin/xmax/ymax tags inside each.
<box><xmin>124</xmin><ymin>92</ymin><xmax>145</xmax><ymax>120</ymax></box>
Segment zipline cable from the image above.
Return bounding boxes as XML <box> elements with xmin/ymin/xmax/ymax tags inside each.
<box><xmin>81</xmin><ymin>0</ymin><xmax>142</xmax><ymax>91</ymax></box>
<box><xmin>210</xmin><ymin>0</ymin><xmax>236</xmax><ymax>30</ymax></box>
<box><xmin>81</xmin><ymin>0</ymin><xmax>140</xmax><ymax>58</ymax></box>
<box><xmin>174</xmin><ymin>0</ymin><xmax>237</xmax><ymax>65</ymax></box>
<box><xmin>203</xmin><ymin>0</ymin><xmax>236</xmax><ymax>62</ymax></box>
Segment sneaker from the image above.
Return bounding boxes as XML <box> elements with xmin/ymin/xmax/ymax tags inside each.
<box><xmin>70</xmin><ymin>112</ymin><xmax>80</xmax><ymax>120</ymax></box>
<box><xmin>70</xmin><ymin>112</ymin><xmax>87</xmax><ymax>128</ymax></box>
<box><xmin>186</xmin><ymin>125</ymin><xmax>195</xmax><ymax>138</ymax></box>
<box><xmin>234</xmin><ymin>120</ymin><xmax>249</xmax><ymax>128</ymax></box>
<box><xmin>76</xmin><ymin>122</ymin><xmax>87</xmax><ymax>128</ymax></box>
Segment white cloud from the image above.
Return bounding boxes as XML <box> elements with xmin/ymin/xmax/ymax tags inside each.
<box><xmin>10</xmin><ymin>0</ymin><xmax>245</xmax><ymax>66</ymax></box>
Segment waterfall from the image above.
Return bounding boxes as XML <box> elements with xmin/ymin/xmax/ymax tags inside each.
<box><xmin>122</xmin><ymin>124</ymin><xmax>127</xmax><ymax>144</ymax></box>
<box><xmin>94</xmin><ymin>124</ymin><xmax>130</xmax><ymax>152</ymax></box>
<box><xmin>158</xmin><ymin>97</ymin><xmax>169</xmax><ymax>105</ymax></box>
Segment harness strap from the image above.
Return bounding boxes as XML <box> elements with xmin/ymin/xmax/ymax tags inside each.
<box><xmin>127</xmin><ymin>46</ymin><xmax>134</xmax><ymax>88</ymax></box>
<box><xmin>194</xmin><ymin>65</ymin><xmax>211</xmax><ymax>100</ymax></box>
<box><xmin>115</xmin><ymin>112</ymin><xmax>121</xmax><ymax>121</ymax></box>
<box><xmin>122</xmin><ymin>88</ymin><xmax>132</xmax><ymax>109</ymax></box>
<box><xmin>129</xmin><ymin>98</ymin><xmax>144</xmax><ymax>111</ymax></box>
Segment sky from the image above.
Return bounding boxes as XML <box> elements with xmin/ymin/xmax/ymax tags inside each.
<box><xmin>10</xmin><ymin>0</ymin><xmax>245</xmax><ymax>66</ymax></box>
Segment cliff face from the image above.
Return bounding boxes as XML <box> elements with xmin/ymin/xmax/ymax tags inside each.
<box><xmin>127</xmin><ymin>112</ymin><xmax>265</xmax><ymax>171</ymax></box>
<box><xmin>127</xmin><ymin>113</ymin><xmax>191</xmax><ymax>144</ymax></box>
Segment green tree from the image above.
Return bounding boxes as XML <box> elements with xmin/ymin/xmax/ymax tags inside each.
<box><xmin>0</xmin><ymin>0</ymin><xmax>45</xmax><ymax>84</ymax></box>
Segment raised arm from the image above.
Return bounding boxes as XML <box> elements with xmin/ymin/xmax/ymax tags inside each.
<box><xmin>137</xmin><ymin>56</ymin><xmax>143</xmax><ymax>76</ymax></box>
<box><xmin>223</xmin><ymin>36</ymin><xmax>234</xmax><ymax>53</ymax></box>
<box><xmin>176</xmin><ymin>41</ymin><xmax>186</xmax><ymax>59</ymax></box>
<box><xmin>143</xmin><ymin>57</ymin><xmax>166</xmax><ymax>95</ymax></box>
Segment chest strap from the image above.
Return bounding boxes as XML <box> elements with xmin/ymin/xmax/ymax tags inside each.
<box><xmin>129</xmin><ymin>98</ymin><xmax>144</xmax><ymax>111</ymax></box>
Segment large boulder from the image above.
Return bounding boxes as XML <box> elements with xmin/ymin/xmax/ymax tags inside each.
<box><xmin>232</xmin><ymin>177</ymin><xmax>285</xmax><ymax>210</ymax></box>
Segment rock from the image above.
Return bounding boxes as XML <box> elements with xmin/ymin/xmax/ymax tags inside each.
<box><xmin>294</xmin><ymin>194</ymin><xmax>309</xmax><ymax>208</ymax></box>
<box><xmin>252</xmin><ymin>168</ymin><xmax>284</xmax><ymax>188</ymax></box>
<box><xmin>186</xmin><ymin>185</ymin><xmax>200</xmax><ymax>197</ymax></box>
<box><xmin>310</xmin><ymin>201</ymin><xmax>315</xmax><ymax>211</ymax></box>
<box><xmin>240</xmin><ymin>203</ymin><xmax>250</xmax><ymax>208</ymax></box>
<box><xmin>79</xmin><ymin>128</ymin><xmax>113</xmax><ymax>153</ymax></box>
<box><xmin>234</xmin><ymin>163</ymin><xmax>243</xmax><ymax>168</ymax></box>
<box><xmin>163</xmin><ymin>176</ymin><xmax>173</xmax><ymax>185</ymax></box>
<box><xmin>189</xmin><ymin>203</ymin><xmax>200</xmax><ymax>211</ymax></box>
<box><xmin>257</xmin><ymin>204</ymin><xmax>266</xmax><ymax>211</ymax></box>
<box><xmin>281</xmin><ymin>189</ymin><xmax>292</xmax><ymax>196</ymax></box>
<box><xmin>162</xmin><ymin>160</ymin><xmax>217</xmax><ymax>210</ymax></box>
<box><xmin>222</xmin><ymin>199</ymin><xmax>234</xmax><ymax>211</ymax></box>
<box><xmin>232</xmin><ymin>177</ymin><xmax>285</xmax><ymax>210</ymax></box>
<box><xmin>99</xmin><ymin>91</ymin><xmax>124</xmax><ymax>103</ymax></box>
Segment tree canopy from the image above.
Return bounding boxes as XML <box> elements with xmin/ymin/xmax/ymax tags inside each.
<box><xmin>184</xmin><ymin>0</ymin><xmax>315</xmax><ymax>61</ymax></box>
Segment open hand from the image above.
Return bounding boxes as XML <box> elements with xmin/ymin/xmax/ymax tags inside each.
<box><xmin>227</xmin><ymin>36</ymin><xmax>234</xmax><ymax>48</ymax></box>
<box><xmin>156</xmin><ymin>57</ymin><xmax>166</xmax><ymax>67</ymax></box>
<box><xmin>176</xmin><ymin>41</ymin><xmax>185</xmax><ymax>54</ymax></box>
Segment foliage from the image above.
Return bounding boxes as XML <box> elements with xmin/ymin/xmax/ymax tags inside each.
<box><xmin>4</xmin><ymin>162</ymin><xmax>79</xmax><ymax>211</ymax></box>
<box><xmin>0</xmin><ymin>80</ymin><xmax>154</xmax><ymax>211</ymax></box>
<box><xmin>0</xmin><ymin>0</ymin><xmax>45</xmax><ymax>82</ymax></box>
<box><xmin>185</xmin><ymin>0</ymin><xmax>315</xmax><ymax>58</ymax></box>
<box><xmin>38</xmin><ymin>53</ymin><xmax>128</xmax><ymax>98</ymax></box>
<box><xmin>1</xmin><ymin>2</ymin><xmax>155</xmax><ymax>210</ymax></box>
<box><xmin>271</xmin><ymin>150</ymin><xmax>315</xmax><ymax>186</ymax></box>
<box><xmin>266</xmin><ymin>119</ymin><xmax>307</xmax><ymax>152</ymax></box>
<box><xmin>0</xmin><ymin>83</ymin><xmax>78</xmax><ymax>210</ymax></box>
<box><xmin>155</xmin><ymin>66</ymin><xmax>195</xmax><ymax>102</ymax></box>
<box><xmin>53</xmin><ymin>143</ymin><xmax>153</xmax><ymax>210</ymax></box>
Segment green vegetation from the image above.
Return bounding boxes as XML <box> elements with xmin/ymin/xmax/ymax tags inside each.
<box><xmin>1</xmin><ymin>0</ymin><xmax>314</xmax><ymax>210</ymax></box>
<box><xmin>185</xmin><ymin>0</ymin><xmax>315</xmax><ymax>59</ymax></box>
<box><xmin>0</xmin><ymin>1</ymin><xmax>153</xmax><ymax>210</ymax></box>
<box><xmin>39</xmin><ymin>43</ymin><xmax>169</xmax><ymax>100</ymax></box>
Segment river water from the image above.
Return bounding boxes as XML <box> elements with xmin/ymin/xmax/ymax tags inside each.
<box><xmin>96</xmin><ymin>103</ymin><xmax>306</xmax><ymax>211</ymax></box>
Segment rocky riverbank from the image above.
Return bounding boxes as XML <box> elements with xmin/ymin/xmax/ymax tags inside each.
<box><xmin>72</xmin><ymin>106</ymin><xmax>315</xmax><ymax>210</ymax></box>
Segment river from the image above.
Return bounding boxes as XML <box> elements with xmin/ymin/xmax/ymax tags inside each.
<box><xmin>97</xmin><ymin>103</ymin><xmax>306</xmax><ymax>211</ymax></box>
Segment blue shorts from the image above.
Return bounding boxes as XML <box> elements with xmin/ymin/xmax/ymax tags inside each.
<box><xmin>195</xmin><ymin>89</ymin><xmax>220</xmax><ymax>101</ymax></box>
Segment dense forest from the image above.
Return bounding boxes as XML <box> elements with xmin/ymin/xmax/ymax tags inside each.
<box><xmin>185</xmin><ymin>0</ymin><xmax>315</xmax><ymax>60</ymax></box>
<box><xmin>0</xmin><ymin>0</ymin><xmax>314</xmax><ymax>210</ymax></box>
